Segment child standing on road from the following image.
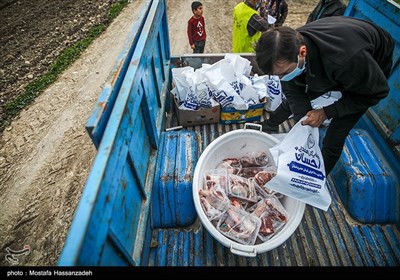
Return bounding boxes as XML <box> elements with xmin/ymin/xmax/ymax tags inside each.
<box><xmin>187</xmin><ymin>1</ymin><xmax>206</xmax><ymax>53</ymax></box>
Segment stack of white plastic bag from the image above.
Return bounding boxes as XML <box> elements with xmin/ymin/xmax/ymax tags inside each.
<box><xmin>171</xmin><ymin>54</ymin><xmax>283</xmax><ymax>112</ymax></box>
<box><xmin>171</xmin><ymin>66</ymin><xmax>218</xmax><ymax>110</ymax></box>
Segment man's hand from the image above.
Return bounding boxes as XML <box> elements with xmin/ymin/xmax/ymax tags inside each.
<box><xmin>191</xmin><ymin>44</ymin><xmax>195</xmax><ymax>49</ymax></box>
<box><xmin>301</xmin><ymin>108</ymin><xmax>327</xmax><ymax>127</ymax></box>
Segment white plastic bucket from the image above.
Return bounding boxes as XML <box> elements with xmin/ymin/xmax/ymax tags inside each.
<box><xmin>193</xmin><ymin>124</ymin><xmax>305</xmax><ymax>257</ymax></box>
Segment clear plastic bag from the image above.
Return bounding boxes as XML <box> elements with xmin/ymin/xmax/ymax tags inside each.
<box><xmin>229</xmin><ymin>197</ymin><xmax>248</xmax><ymax>211</ymax></box>
<box><xmin>227</xmin><ymin>174</ymin><xmax>258</xmax><ymax>203</ymax></box>
<box><xmin>253</xmin><ymin>167</ymin><xmax>276</xmax><ymax>186</ymax></box>
<box><xmin>241</xmin><ymin>151</ymin><xmax>270</xmax><ymax>167</ymax></box>
<box><xmin>199</xmin><ymin>184</ymin><xmax>230</xmax><ymax>221</ymax></box>
<box><xmin>217</xmin><ymin>206</ymin><xmax>261</xmax><ymax>245</ymax></box>
<box><xmin>200</xmin><ymin>170</ymin><xmax>230</xmax><ymax>221</ymax></box>
<box><xmin>237</xmin><ymin>166</ymin><xmax>270</xmax><ymax>178</ymax></box>
<box><xmin>251</xmin><ymin>178</ymin><xmax>276</xmax><ymax>198</ymax></box>
<box><xmin>199</xmin><ymin>185</ymin><xmax>229</xmax><ymax>211</ymax></box>
<box><xmin>216</xmin><ymin>158</ymin><xmax>242</xmax><ymax>175</ymax></box>
<box><xmin>248</xmin><ymin>196</ymin><xmax>289</xmax><ymax>242</ymax></box>
<box><xmin>203</xmin><ymin>169</ymin><xmax>228</xmax><ymax>191</ymax></box>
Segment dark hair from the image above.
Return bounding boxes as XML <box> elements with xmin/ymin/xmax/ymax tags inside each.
<box><xmin>255</xmin><ymin>26</ymin><xmax>305</xmax><ymax>74</ymax></box>
<box><xmin>191</xmin><ymin>1</ymin><xmax>202</xmax><ymax>11</ymax></box>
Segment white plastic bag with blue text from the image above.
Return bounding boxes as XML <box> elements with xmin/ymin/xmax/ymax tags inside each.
<box><xmin>266</xmin><ymin>117</ymin><xmax>331</xmax><ymax>210</ymax></box>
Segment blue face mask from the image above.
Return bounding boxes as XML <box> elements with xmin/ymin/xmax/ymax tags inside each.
<box><xmin>280</xmin><ymin>56</ymin><xmax>306</xmax><ymax>82</ymax></box>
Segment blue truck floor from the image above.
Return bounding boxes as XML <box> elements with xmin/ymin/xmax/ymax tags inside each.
<box><xmin>146</xmin><ymin>120</ymin><xmax>400</xmax><ymax>266</ymax></box>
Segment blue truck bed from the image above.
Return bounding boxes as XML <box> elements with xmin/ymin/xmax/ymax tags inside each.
<box><xmin>58</xmin><ymin>0</ymin><xmax>400</xmax><ymax>266</ymax></box>
<box><xmin>144</xmin><ymin>122</ymin><xmax>400</xmax><ymax>266</ymax></box>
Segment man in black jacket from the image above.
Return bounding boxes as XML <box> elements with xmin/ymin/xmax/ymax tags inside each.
<box><xmin>255</xmin><ymin>16</ymin><xmax>394</xmax><ymax>174</ymax></box>
<box><xmin>306</xmin><ymin>0</ymin><xmax>347</xmax><ymax>24</ymax></box>
<box><xmin>261</xmin><ymin>0</ymin><xmax>288</xmax><ymax>27</ymax></box>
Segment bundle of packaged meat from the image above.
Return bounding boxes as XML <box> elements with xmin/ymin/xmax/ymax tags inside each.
<box><xmin>198</xmin><ymin>150</ymin><xmax>289</xmax><ymax>245</ymax></box>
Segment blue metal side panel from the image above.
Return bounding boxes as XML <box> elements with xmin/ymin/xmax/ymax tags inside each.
<box><xmin>175</xmin><ymin>131</ymin><xmax>198</xmax><ymax>225</ymax></box>
<box><xmin>85</xmin><ymin>0</ymin><xmax>152</xmax><ymax>148</ymax></box>
<box><xmin>152</xmin><ymin>133</ymin><xmax>176</xmax><ymax>227</ymax></box>
<box><xmin>150</xmin><ymin>38</ymin><xmax>163</xmax><ymax>104</ymax></box>
<box><xmin>345</xmin><ymin>0</ymin><xmax>400</xmax><ymax>153</ymax></box>
<box><xmin>330</xmin><ymin>129</ymin><xmax>398</xmax><ymax>223</ymax></box>
<box><xmin>139</xmin><ymin>211</ymin><xmax>153</xmax><ymax>266</ymax></box>
<box><xmin>75</xmin><ymin>84</ymin><xmax>147</xmax><ymax>265</ymax></box>
<box><xmin>98</xmin><ymin>240</ymin><xmax>130</xmax><ymax>266</ymax></box>
<box><xmin>160</xmin><ymin>5</ymin><xmax>171</xmax><ymax>66</ymax></box>
<box><xmin>193</xmin><ymin>226</ymin><xmax>204</xmax><ymax>266</ymax></box>
<box><xmin>152</xmin><ymin>131</ymin><xmax>198</xmax><ymax>228</ymax></box>
<box><xmin>134</xmin><ymin>0</ymin><xmax>171</xmax><ymax>149</ymax></box>
<box><xmin>109</xmin><ymin>148</ymin><xmax>146</xmax><ymax>256</ymax></box>
<box><xmin>127</xmin><ymin>105</ymin><xmax>151</xmax><ymax>190</ymax></box>
<box><xmin>59</xmin><ymin>0</ymin><xmax>170</xmax><ymax>266</ymax></box>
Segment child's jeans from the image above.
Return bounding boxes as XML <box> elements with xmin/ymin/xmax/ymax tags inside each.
<box><xmin>193</xmin><ymin>40</ymin><xmax>205</xmax><ymax>53</ymax></box>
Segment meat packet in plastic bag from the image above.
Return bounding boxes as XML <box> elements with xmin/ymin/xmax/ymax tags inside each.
<box><xmin>266</xmin><ymin>117</ymin><xmax>332</xmax><ymax>210</ymax></box>
<box><xmin>217</xmin><ymin>205</ymin><xmax>261</xmax><ymax>245</ymax></box>
<box><xmin>199</xmin><ymin>185</ymin><xmax>230</xmax><ymax>212</ymax></box>
<box><xmin>200</xmin><ymin>196</ymin><xmax>225</xmax><ymax>221</ymax></box>
<box><xmin>248</xmin><ymin>196</ymin><xmax>288</xmax><ymax>241</ymax></box>
<box><xmin>200</xmin><ymin>169</ymin><xmax>230</xmax><ymax>221</ymax></box>
<box><xmin>216</xmin><ymin>158</ymin><xmax>242</xmax><ymax>175</ymax></box>
<box><xmin>230</xmin><ymin>197</ymin><xmax>248</xmax><ymax>211</ymax></box>
<box><xmin>240</xmin><ymin>151</ymin><xmax>270</xmax><ymax>167</ymax></box>
<box><xmin>199</xmin><ymin>184</ymin><xmax>230</xmax><ymax>221</ymax></box>
<box><xmin>203</xmin><ymin>169</ymin><xmax>228</xmax><ymax>191</ymax></box>
<box><xmin>227</xmin><ymin>174</ymin><xmax>258</xmax><ymax>203</ymax></box>
<box><xmin>253</xmin><ymin>167</ymin><xmax>276</xmax><ymax>186</ymax></box>
<box><xmin>237</xmin><ymin>166</ymin><xmax>271</xmax><ymax>179</ymax></box>
<box><xmin>251</xmin><ymin>178</ymin><xmax>278</xmax><ymax>199</ymax></box>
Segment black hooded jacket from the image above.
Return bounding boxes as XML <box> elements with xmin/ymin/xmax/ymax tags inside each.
<box><xmin>306</xmin><ymin>0</ymin><xmax>347</xmax><ymax>24</ymax></box>
<box><xmin>283</xmin><ymin>16</ymin><xmax>394</xmax><ymax>120</ymax></box>
<box><xmin>268</xmin><ymin>0</ymin><xmax>288</xmax><ymax>27</ymax></box>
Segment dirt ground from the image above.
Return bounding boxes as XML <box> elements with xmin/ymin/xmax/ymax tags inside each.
<box><xmin>0</xmin><ymin>0</ymin><xmax>319</xmax><ymax>266</ymax></box>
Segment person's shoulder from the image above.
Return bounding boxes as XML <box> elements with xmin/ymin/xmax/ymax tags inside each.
<box><xmin>333</xmin><ymin>0</ymin><xmax>346</xmax><ymax>7</ymax></box>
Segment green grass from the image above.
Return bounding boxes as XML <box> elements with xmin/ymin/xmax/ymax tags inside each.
<box><xmin>1</xmin><ymin>0</ymin><xmax>128</xmax><ymax>129</ymax></box>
